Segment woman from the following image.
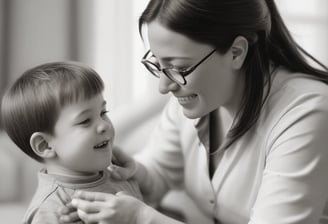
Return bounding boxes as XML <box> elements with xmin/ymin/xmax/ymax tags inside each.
<box><xmin>60</xmin><ymin>0</ymin><xmax>328</xmax><ymax>223</ymax></box>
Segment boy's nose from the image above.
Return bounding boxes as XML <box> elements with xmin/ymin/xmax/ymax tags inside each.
<box><xmin>97</xmin><ymin>123</ymin><xmax>106</xmax><ymax>134</ymax></box>
<box><xmin>97</xmin><ymin>121</ymin><xmax>113</xmax><ymax>135</ymax></box>
<box><xmin>158</xmin><ymin>75</ymin><xmax>179</xmax><ymax>94</ymax></box>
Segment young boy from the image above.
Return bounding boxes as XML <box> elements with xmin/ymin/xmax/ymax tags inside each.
<box><xmin>1</xmin><ymin>61</ymin><xmax>142</xmax><ymax>224</ymax></box>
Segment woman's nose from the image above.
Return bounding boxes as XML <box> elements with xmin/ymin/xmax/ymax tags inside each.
<box><xmin>158</xmin><ymin>75</ymin><xmax>179</xmax><ymax>94</ymax></box>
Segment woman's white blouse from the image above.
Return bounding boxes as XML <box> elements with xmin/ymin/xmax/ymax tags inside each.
<box><xmin>135</xmin><ymin>68</ymin><xmax>328</xmax><ymax>224</ymax></box>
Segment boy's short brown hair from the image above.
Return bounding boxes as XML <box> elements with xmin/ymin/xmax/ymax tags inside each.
<box><xmin>1</xmin><ymin>61</ymin><xmax>104</xmax><ymax>162</ymax></box>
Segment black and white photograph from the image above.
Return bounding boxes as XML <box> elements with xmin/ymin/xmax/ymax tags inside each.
<box><xmin>1</xmin><ymin>1</ymin><xmax>328</xmax><ymax>224</ymax></box>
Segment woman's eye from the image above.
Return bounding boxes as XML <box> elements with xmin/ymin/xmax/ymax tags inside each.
<box><xmin>174</xmin><ymin>66</ymin><xmax>189</xmax><ymax>71</ymax></box>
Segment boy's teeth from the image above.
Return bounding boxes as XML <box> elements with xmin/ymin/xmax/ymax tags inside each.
<box><xmin>94</xmin><ymin>141</ymin><xmax>108</xmax><ymax>148</ymax></box>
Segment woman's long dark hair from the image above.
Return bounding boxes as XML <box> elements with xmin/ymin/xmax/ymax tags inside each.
<box><xmin>139</xmin><ymin>0</ymin><xmax>328</xmax><ymax>148</ymax></box>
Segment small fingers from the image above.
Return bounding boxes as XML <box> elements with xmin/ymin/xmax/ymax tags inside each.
<box><xmin>59</xmin><ymin>211</ymin><xmax>80</xmax><ymax>223</ymax></box>
<box><xmin>115</xmin><ymin>191</ymin><xmax>132</xmax><ymax>197</ymax></box>
<box><xmin>57</xmin><ymin>188</ymin><xmax>71</xmax><ymax>204</ymax></box>
<box><xmin>72</xmin><ymin>199</ymin><xmax>109</xmax><ymax>213</ymax></box>
<box><xmin>57</xmin><ymin>188</ymin><xmax>81</xmax><ymax>223</ymax></box>
<box><xmin>77</xmin><ymin>209</ymin><xmax>110</xmax><ymax>224</ymax></box>
<box><xmin>59</xmin><ymin>206</ymin><xmax>70</xmax><ymax>215</ymax></box>
<box><xmin>73</xmin><ymin>191</ymin><xmax>113</xmax><ymax>202</ymax></box>
<box><xmin>59</xmin><ymin>201</ymin><xmax>76</xmax><ymax>214</ymax></box>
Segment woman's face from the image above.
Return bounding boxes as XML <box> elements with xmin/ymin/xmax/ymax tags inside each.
<box><xmin>147</xmin><ymin>20</ymin><xmax>244</xmax><ymax>119</ymax></box>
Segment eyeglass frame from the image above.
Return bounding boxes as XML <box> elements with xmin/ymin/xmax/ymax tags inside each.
<box><xmin>141</xmin><ymin>48</ymin><xmax>217</xmax><ymax>85</ymax></box>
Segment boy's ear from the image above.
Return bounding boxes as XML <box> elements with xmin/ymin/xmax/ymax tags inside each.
<box><xmin>230</xmin><ymin>36</ymin><xmax>248</xmax><ymax>69</ymax></box>
<box><xmin>30</xmin><ymin>132</ymin><xmax>56</xmax><ymax>159</ymax></box>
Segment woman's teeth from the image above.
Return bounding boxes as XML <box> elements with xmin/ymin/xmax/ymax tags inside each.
<box><xmin>177</xmin><ymin>94</ymin><xmax>197</xmax><ymax>103</ymax></box>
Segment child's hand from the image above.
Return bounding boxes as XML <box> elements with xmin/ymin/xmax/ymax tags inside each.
<box><xmin>58</xmin><ymin>202</ymin><xmax>82</xmax><ymax>224</ymax></box>
<box><xmin>56</xmin><ymin>188</ymin><xmax>82</xmax><ymax>223</ymax></box>
<box><xmin>71</xmin><ymin>190</ymin><xmax>147</xmax><ymax>224</ymax></box>
<box><xmin>109</xmin><ymin>146</ymin><xmax>137</xmax><ymax>180</ymax></box>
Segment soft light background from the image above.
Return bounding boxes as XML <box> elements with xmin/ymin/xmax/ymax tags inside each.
<box><xmin>0</xmin><ymin>1</ymin><xmax>327</xmax><ymax>224</ymax></box>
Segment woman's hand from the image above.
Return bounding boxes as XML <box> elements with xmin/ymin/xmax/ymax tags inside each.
<box><xmin>110</xmin><ymin>146</ymin><xmax>153</xmax><ymax>196</ymax></box>
<box><xmin>71</xmin><ymin>190</ymin><xmax>147</xmax><ymax>224</ymax></box>
<box><xmin>109</xmin><ymin>146</ymin><xmax>137</xmax><ymax>180</ymax></box>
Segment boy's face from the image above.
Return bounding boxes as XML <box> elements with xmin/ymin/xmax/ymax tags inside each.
<box><xmin>48</xmin><ymin>93</ymin><xmax>114</xmax><ymax>176</ymax></box>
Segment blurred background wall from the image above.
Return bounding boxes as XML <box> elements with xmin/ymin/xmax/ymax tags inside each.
<box><xmin>0</xmin><ymin>0</ymin><xmax>327</xmax><ymax>223</ymax></box>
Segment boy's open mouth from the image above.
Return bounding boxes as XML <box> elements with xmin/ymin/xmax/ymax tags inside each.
<box><xmin>94</xmin><ymin>140</ymin><xmax>109</xmax><ymax>149</ymax></box>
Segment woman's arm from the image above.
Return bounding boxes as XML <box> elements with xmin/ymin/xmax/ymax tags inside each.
<box><xmin>113</xmin><ymin>98</ymin><xmax>185</xmax><ymax>203</ymax></box>
<box><xmin>110</xmin><ymin>147</ymin><xmax>155</xmax><ymax>199</ymax></box>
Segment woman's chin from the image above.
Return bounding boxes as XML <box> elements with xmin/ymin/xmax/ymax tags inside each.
<box><xmin>182</xmin><ymin>108</ymin><xmax>203</xmax><ymax>119</ymax></box>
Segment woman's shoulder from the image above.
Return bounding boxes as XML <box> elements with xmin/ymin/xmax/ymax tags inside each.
<box><xmin>271</xmin><ymin>67</ymin><xmax>328</xmax><ymax>98</ymax></box>
<box><xmin>260</xmin><ymin>68</ymin><xmax>328</xmax><ymax>129</ymax></box>
<box><xmin>266</xmin><ymin>68</ymin><xmax>328</xmax><ymax>110</ymax></box>
<box><xmin>258</xmin><ymin>68</ymin><xmax>328</xmax><ymax>152</ymax></box>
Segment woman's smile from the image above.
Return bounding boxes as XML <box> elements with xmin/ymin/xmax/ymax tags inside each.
<box><xmin>176</xmin><ymin>94</ymin><xmax>198</xmax><ymax>105</ymax></box>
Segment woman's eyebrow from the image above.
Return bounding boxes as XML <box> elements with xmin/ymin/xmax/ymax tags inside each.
<box><xmin>160</xmin><ymin>56</ymin><xmax>191</xmax><ymax>62</ymax></box>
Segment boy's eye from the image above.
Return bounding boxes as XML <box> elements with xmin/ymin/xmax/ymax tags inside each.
<box><xmin>101</xmin><ymin>110</ymin><xmax>109</xmax><ymax>117</ymax></box>
<box><xmin>77</xmin><ymin>118</ymin><xmax>91</xmax><ymax>125</ymax></box>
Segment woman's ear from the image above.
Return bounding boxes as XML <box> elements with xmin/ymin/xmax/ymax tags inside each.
<box><xmin>230</xmin><ymin>36</ymin><xmax>248</xmax><ymax>69</ymax></box>
<box><xmin>30</xmin><ymin>132</ymin><xmax>56</xmax><ymax>159</ymax></box>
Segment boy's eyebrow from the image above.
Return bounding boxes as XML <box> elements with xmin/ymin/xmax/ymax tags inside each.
<box><xmin>74</xmin><ymin>101</ymin><xmax>107</xmax><ymax>119</ymax></box>
<box><xmin>75</xmin><ymin>109</ymin><xmax>92</xmax><ymax>119</ymax></box>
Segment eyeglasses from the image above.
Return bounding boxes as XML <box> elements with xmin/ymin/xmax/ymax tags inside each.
<box><xmin>141</xmin><ymin>48</ymin><xmax>217</xmax><ymax>85</ymax></box>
